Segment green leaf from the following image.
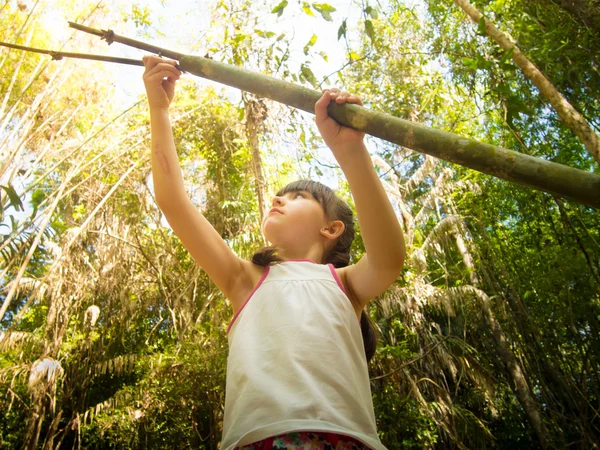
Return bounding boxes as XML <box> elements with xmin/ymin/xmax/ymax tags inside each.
<box><xmin>505</xmin><ymin>96</ymin><xmax>531</xmax><ymax>124</ymax></box>
<box><xmin>337</xmin><ymin>19</ymin><xmax>347</xmax><ymax>40</ymax></box>
<box><xmin>300</xmin><ymin>64</ymin><xmax>318</xmax><ymax>87</ymax></box>
<box><xmin>232</xmin><ymin>33</ymin><xmax>247</xmax><ymax>44</ymax></box>
<box><xmin>348</xmin><ymin>51</ymin><xmax>361</xmax><ymax>61</ymax></box>
<box><xmin>303</xmin><ymin>34</ymin><xmax>317</xmax><ymax>55</ymax></box>
<box><xmin>9</xmin><ymin>215</ymin><xmax>18</xmax><ymax>234</ymax></box>
<box><xmin>301</xmin><ymin>1</ymin><xmax>314</xmax><ymax>15</ymax></box>
<box><xmin>271</xmin><ymin>0</ymin><xmax>288</xmax><ymax>17</ymax></box>
<box><xmin>255</xmin><ymin>29</ymin><xmax>276</xmax><ymax>39</ymax></box>
<box><xmin>476</xmin><ymin>55</ymin><xmax>491</xmax><ymax>70</ymax></box>
<box><xmin>499</xmin><ymin>47</ymin><xmax>514</xmax><ymax>64</ymax></box>
<box><xmin>365</xmin><ymin>19</ymin><xmax>375</xmax><ymax>44</ymax></box>
<box><xmin>477</xmin><ymin>16</ymin><xmax>487</xmax><ymax>36</ymax></box>
<box><xmin>312</xmin><ymin>2</ymin><xmax>336</xmax><ymax>21</ymax></box>
<box><xmin>365</xmin><ymin>5</ymin><xmax>378</xmax><ymax>19</ymax></box>
<box><xmin>1</xmin><ymin>184</ymin><xmax>24</xmax><ymax>212</ymax></box>
<box><xmin>461</xmin><ymin>57</ymin><xmax>478</xmax><ymax>70</ymax></box>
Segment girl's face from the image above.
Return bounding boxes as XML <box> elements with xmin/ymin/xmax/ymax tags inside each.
<box><xmin>262</xmin><ymin>190</ymin><xmax>329</xmax><ymax>247</ymax></box>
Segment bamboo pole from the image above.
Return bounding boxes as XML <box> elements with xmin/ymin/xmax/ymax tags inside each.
<box><xmin>4</xmin><ymin>23</ymin><xmax>600</xmax><ymax>208</ymax></box>
<box><xmin>69</xmin><ymin>22</ymin><xmax>600</xmax><ymax>208</ymax></box>
<box><xmin>0</xmin><ymin>41</ymin><xmax>145</xmax><ymax>67</ymax></box>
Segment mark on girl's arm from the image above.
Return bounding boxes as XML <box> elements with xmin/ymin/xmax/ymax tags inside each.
<box><xmin>153</xmin><ymin>146</ymin><xmax>170</xmax><ymax>174</ymax></box>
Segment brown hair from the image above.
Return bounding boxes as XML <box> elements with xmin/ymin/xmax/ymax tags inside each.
<box><xmin>251</xmin><ymin>179</ymin><xmax>378</xmax><ymax>363</ymax></box>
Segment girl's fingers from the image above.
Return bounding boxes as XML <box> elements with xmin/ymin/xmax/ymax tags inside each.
<box><xmin>145</xmin><ymin>63</ymin><xmax>181</xmax><ymax>76</ymax></box>
<box><xmin>142</xmin><ymin>56</ymin><xmax>180</xmax><ymax>75</ymax></box>
<box><xmin>143</xmin><ymin>66</ymin><xmax>181</xmax><ymax>83</ymax></box>
<box><xmin>335</xmin><ymin>92</ymin><xmax>349</xmax><ymax>103</ymax></box>
<box><xmin>323</xmin><ymin>87</ymin><xmax>362</xmax><ymax>105</ymax></box>
<box><xmin>142</xmin><ymin>54</ymin><xmax>177</xmax><ymax>65</ymax></box>
<box><xmin>144</xmin><ymin>70</ymin><xmax>180</xmax><ymax>83</ymax></box>
<box><xmin>348</xmin><ymin>95</ymin><xmax>363</xmax><ymax>106</ymax></box>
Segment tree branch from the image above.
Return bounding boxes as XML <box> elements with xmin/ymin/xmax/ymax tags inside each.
<box><xmin>0</xmin><ymin>41</ymin><xmax>145</xmax><ymax>67</ymax></box>
<box><xmin>5</xmin><ymin>22</ymin><xmax>599</xmax><ymax>208</ymax></box>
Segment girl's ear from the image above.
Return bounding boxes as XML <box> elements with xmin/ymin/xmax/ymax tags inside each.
<box><xmin>321</xmin><ymin>220</ymin><xmax>345</xmax><ymax>240</ymax></box>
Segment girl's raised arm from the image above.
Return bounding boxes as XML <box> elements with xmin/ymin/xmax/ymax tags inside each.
<box><xmin>142</xmin><ymin>55</ymin><xmax>247</xmax><ymax>308</ymax></box>
<box><xmin>315</xmin><ymin>88</ymin><xmax>406</xmax><ymax>309</ymax></box>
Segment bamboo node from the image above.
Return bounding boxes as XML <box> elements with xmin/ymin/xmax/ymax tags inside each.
<box><xmin>102</xmin><ymin>29</ymin><xmax>115</xmax><ymax>45</ymax></box>
<box><xmin>49</xmin><ymin>51</ymin><xmax>62</xmax><ymax>61</ymax></box>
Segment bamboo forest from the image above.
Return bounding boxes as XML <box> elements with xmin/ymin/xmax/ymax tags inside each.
<box><xmin>1</xmin><ymin>0</ymin><xmax>599</xmax><ymax>448</ymax></box>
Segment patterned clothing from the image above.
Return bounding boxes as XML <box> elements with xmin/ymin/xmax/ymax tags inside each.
<box><xmin>237</xmin><ymin>431</ymin><xmax>370</xmax><ymax>450</ymax></box>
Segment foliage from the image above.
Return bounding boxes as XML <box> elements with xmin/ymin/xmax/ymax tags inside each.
<box><xmin>1</xmin><ymin>0</ymin><xmax>599</xmax><ymax>448</ymax></box>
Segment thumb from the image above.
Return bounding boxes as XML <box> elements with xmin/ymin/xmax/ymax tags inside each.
<box><xmin>314</xmin><ymin>90</ymin><xmax>331</xmax><ymax>125</ymax></box>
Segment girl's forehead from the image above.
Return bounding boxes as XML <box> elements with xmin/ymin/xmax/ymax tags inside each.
<box><xmin>276</xmin><ymin>189</ymin><xmax>312</xmax><ymax>197</ymax></box>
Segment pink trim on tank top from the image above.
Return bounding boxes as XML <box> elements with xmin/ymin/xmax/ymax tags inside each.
<box><xmin>227</xmin><ymin>266</ymin><xmax>270</xmax><ymax>334</ymax></box>
<box><xmin>327</xmin><ymin>263</ymin><xmax>348</xmax><ymax>296</ymax></box>
<box><xmin>328</xmin><ymin>264</ymin><xmax>362</xmax><ymax>325</ymax></box>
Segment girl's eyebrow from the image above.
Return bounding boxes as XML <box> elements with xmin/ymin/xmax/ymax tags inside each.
<box><xmin>283</xmin><ymin>190</ymin><xmax>309</xmax><ymax>196</ymax></box>
<box><xmin>275</xmin><ymin>190</ymin><xmax>312</xmax><ymax>199</ymax></box>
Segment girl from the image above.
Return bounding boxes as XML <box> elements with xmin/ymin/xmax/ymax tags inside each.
<box><xmin>142</xmin><ymin>55</ymin><xmax>405</xmax><ymax>450</ymax></box>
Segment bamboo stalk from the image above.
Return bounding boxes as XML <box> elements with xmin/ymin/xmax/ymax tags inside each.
<box><xmin>67</xmin><ymin>22</ymin><xmax>600</xmax><ymax>209</ymax></box>
<box><xmin>8</xmin><ymin>23</ymin><xmax>600</xmax><ymax>208</ymax></box>
<box><xmin>67</xmin><ymin>21</ymin><xmax>184</xmax><ymax>61</ymax></box>
<box><xmin>0</xmin><ymin>41</ymin><xmax>145</xmax><ymax>67</ymax></box>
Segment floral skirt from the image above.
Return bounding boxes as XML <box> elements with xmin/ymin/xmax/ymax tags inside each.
<box><xmin>236</xmin><ymin>431</ymin><xmax>370</xmax><ymax>450</ymax></box>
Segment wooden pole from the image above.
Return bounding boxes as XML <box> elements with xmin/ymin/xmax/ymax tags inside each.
<box><xmin>0</xmin><ymin>41</ymin><xmax>145</xmax><ymax>67</ymax></box>
<box><xmin>16</xmin><ymin>22</ymin><xmax>599</xmax><ymax>208</ymax></box>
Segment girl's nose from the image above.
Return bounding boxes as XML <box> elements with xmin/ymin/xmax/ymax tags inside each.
<box><xmin>272</xmin><ymin>196</ymin><xmax>284</xmax><ymax>207</ymax></box>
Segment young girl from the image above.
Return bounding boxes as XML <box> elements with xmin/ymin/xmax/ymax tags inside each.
<box><xmin>142</xmin><ymin>55</ymin><xmax>405</xmax><ymax>450</ymax></box>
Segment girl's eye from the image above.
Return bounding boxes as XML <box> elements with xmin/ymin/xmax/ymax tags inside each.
<box><xmin>295</xmin><ymin>193</ymin><xmax>305</xmax><ymax>198</ymax></box>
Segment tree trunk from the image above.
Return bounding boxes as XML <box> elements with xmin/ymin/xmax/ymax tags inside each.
<box><xmin>451</xmin><ymin>222</ymin><xmax>549</xmax><ymax>448</ymax></box>
<box><xmin>454</xmin><ymin>0</ymin><xmax>600</xmax><ymax>167</ymax></box>
<box><xmin>243</xmin><ymin>93</ymin><xmax>269</xmax><ymax>244</ymax></box>
<box><xmin>478</xmin><ymin>219</ymin><xmax>599</xmax><ymax>444</ymax></box>
<box><xmin>22</xmin><ymin>398</ymin><xmax>45</xmax><ymax>450</ymax></box>
<box><xmin>67</xmin><ymin>22</ymin><xmax>600</xmax><ymax>208</ymax></box>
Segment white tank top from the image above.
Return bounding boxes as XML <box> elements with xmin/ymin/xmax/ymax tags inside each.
<box><xmin>221</xmin><ymin>259</ymin><xmax>387</xmax><ymax>450</ymax></box>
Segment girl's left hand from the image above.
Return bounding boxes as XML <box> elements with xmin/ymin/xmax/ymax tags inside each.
<box><xmin>315</xmin><ymin>88</ymin><xmax>365</xmax><ymax>158</ymax></box>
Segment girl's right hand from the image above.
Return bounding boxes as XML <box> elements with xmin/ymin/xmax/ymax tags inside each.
<box><xmin>142</xmin><ymin>55</ymin><xmax>181</xmax><ymax>110</ymax></box>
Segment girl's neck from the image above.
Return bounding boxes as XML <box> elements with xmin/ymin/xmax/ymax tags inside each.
<box><xmin>275</xmin><ymin>246</ymin><xmax>323</xmax><ymax>264</ymax></box>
